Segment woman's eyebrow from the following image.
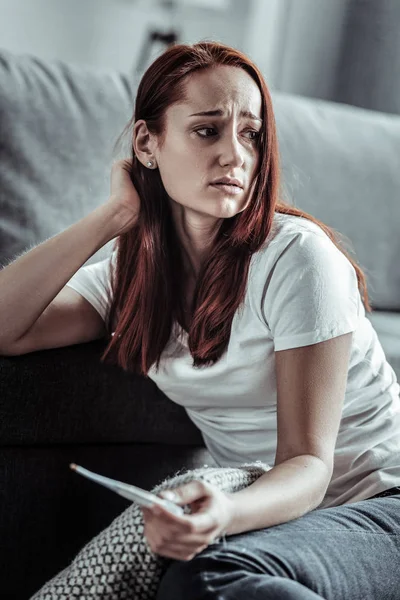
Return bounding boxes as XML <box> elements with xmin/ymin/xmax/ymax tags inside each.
<box><xmin>188</xmin><ymin>109</ymin><xmax>262</xmax><ymax>123</ymax></box>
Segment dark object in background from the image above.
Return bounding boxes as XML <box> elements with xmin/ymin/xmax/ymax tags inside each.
<box><xmin>135</xmin><ymin>29</ymin><xmax>179</xmax><ymax>76</ymax></box>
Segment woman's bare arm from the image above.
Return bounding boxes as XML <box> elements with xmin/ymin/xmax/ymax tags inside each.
<box><xmin>0</xmin><ymin>203</ymin><xmax>122</xmax><ymax>352</ymax></box>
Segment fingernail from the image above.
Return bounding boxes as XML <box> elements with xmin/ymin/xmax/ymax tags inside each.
<box><xmin>162</xmin><ymin>491</ymin><xmax>178</xmax><ymax>501</ymax></box>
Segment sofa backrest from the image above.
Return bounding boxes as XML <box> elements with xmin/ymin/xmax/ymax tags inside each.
<box><xmin>0</xmin><ymin>49</ymin><xmax>398</xmax><ymax>310</ymax></box>
<box><xmin>272</xmin><ymin>91</ymin><xmax>400</xmax><ymax>311</ymax></box>
<box><xmin>0</xmin><ymin>49</ymin><xmax>133</xmax><ymax>268</ymax></box>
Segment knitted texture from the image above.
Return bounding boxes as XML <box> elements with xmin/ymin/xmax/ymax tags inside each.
<box><xmin>30</xmin><ymin>462</ymin><xmax>271</xmax><ymax>599</ymax></box>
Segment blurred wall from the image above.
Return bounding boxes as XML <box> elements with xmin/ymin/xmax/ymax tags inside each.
<box><xmin>245</xmin><ymin>0</ymin><xmax>350</xmax><ymax>99</ymax></box>
<box><xmin>0</xmin><ymin>0</ymin><xmax>250</xmax><ymax>73</ymax></box>
<box><xmin>244</xmin><ymin>0</ymin><xmax>400</xmax><ymax>115</ymax></box>
<box><xmin>2</xmin><ymin>0</ymin><xmax>399</xmax><ymax>114</ymax></box>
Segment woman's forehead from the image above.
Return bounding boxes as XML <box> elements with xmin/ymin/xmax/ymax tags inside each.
<box><xmin>170</xmin><ymin>67</ymin><xmax>262</xmax><ymax>120</ymax></box>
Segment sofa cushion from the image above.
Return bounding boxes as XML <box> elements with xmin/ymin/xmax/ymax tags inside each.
<box><xmin>0</xmin><ymin>49</ymin><xmax>133</xmax><ymax>267</ymax></box>
<box><xmin>0</xmin><ymin>340</ymin><xmax>206</xmax><ymax>446</ymax></box>
<box><xmin>272</xmin><ymin>91</ymin><xmax>400</xmax><ymax>311</ymax></box>
<box><xmin>366</xmin><ymin>311</ymin><xmax>400</xmax><ymax>382</ymax></box>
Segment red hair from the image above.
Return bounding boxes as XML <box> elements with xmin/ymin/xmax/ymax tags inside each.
<box><xmin>101</xmin><ymin>40</ymin><xmax>371</xmax><ymax>376</ymax></box>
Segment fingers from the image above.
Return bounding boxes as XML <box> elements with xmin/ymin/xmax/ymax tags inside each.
<box><xmin>142</xmin><ymin>503</ymin><xmax>217</xmax><ymax>540</ymax></box>
<box><xmin>151</xmin><ymin>540</ymin><xmax>209</xmax><ymax>562</ymax></box>
<box><xmin>112</xmin><ymin>157</ymin><xmax>132</xmax><ymax>168</ymax></box>
<box><xmin>141</xmin><ymin>507</ymin><xmax>215</xmax><ymax>560</ymax></box>
<box><xmin>147</xmin><ymin>529</ymin><xmax>215</xmax><ymax>558</ymax></box>
<box><xmin>111</xmin><ymin>158</ymin><xmax>133</xmax><ymax>177</ymax></box>
<box><xmin>121</xmin><ymin>158</ymin><xmax>133</xmax><ymax>173</ymax></box>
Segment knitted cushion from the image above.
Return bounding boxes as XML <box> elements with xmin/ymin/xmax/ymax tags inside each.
<box><xmin>30</xmin><ymin>462</ymin><xmax>270</xmax><ymax>600</ymax></box>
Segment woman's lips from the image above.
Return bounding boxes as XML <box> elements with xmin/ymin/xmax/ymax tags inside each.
<box><xmin>210</xmin><ymin>183</ymin><xmax>243</xmax><ymax>195</ymax></box>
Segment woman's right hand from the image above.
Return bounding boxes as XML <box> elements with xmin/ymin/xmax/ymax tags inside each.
<box><xmin>107</xmin><ymin>159</ymin><xmax>141</xmax><ymax>235</ymax></box>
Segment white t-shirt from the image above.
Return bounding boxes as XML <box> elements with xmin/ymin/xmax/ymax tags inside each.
<box><xmin>66</xmin><ymin>213</ymin><xmax>400</xmax><ymax>508</ymax></box>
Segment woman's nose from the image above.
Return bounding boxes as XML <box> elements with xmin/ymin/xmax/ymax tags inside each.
<box><xmin>218</xmin><ymin>134</ymin><xmax>245</xmax><ymax>168</ymax></box>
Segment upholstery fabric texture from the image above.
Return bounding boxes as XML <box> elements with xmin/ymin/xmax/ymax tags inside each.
<box><xmin>0</xmin><ymin>49</ymin><xmax>132</xmax><ymax>267</ymax></box>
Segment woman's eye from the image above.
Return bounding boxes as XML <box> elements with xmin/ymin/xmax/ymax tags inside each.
<box><xmin>195</xmin><ymin>128</ymin><xmax>217</xmax><ymax>138</ymax></box>
<box><xmin>246</xmin><ymin>130</ymin><xmax>261</xmax><ymax>141</ymax></box>
<box><xmin>195</xmin><ymin>128</ymin><xmax>260</xmax><ymax>142</ymax></box>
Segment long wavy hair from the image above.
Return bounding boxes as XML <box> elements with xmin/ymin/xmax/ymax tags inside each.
<box><xmin>100</xmin><ymin>40</ymin><xmax>371</xmax><ymax>377</ymax></box>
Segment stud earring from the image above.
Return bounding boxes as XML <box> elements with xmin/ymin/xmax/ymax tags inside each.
<box><xmin>147</xmin><ymin>160</ymin><xmax>154</xmax><ymax>168</ymax></box>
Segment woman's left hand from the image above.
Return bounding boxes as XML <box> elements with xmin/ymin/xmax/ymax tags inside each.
<box><xmin>141</xmin><ymin>480</ymin><xmax>236</xmax><ymax>561</ymax></box>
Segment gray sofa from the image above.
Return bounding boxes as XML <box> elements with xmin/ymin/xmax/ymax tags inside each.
<box><xmin>0</xmin><ymin>49</ymin><xmax>399</xmax><ymax>600</ymax></box>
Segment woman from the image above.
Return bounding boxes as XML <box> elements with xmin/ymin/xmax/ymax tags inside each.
<box><xmin>2</xmin><ymin>41</ymin><xmax>400</xmax><ymax>599</ymax></box>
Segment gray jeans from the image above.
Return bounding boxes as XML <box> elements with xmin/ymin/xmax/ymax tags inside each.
<box><xmin>156</xmin><ymin>488</ymin><xmax>400</xmax><ymax>600</ymax></box>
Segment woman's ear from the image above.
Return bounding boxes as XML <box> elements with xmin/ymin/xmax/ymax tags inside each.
<box><xmin>133</xmin><ymin>120</ymin><xmax>158</xmax><ymax>168</ymax></box>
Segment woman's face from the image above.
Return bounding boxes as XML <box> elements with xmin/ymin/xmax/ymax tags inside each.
<box><xmin>153</xmin><ymin>65</ymin><xmax>262</xmax><ymax>224</ymax></box>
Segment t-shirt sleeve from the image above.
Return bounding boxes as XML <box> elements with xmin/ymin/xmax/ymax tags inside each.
<box><xmin>262</xmin><ymin>230</ymin><xmax>360</xmax><ymax>351</ymax></box>
<box><xmin>65</xmin><ymin>251</ymin><xmax>116</xmax><ymax>322</ymax></box>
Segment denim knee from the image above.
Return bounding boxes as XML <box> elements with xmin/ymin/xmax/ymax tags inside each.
<box><xmin>156</xmin><ymin>557</ymin><xmax>212</xmax><ymax>600</ymax></box>
<box><xmin>155</xmin><ymin>555</ymin><xmax>322</xmax><ymax>600</ymax></box>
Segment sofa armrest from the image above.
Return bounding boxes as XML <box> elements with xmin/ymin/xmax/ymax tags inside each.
<box><xmin>0</xmin><ymin>340</ymin><xmax>203</xmax><ymax>446</ymax></box>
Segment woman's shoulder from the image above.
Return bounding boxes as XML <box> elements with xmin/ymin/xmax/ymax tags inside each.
<box><xmin>258</xmin><ymin>211</ymin><xmax>328</xmax><ymax>255</ymax></box>
<box><xmin>251</xmin><ymin>211</ymin><xmax>353</xmax><ymax>279</ymax></box>
<box><xmin>274</xmin><ymin>210</ymin><xmax>327</xmax><ymax>235</ymax></box>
